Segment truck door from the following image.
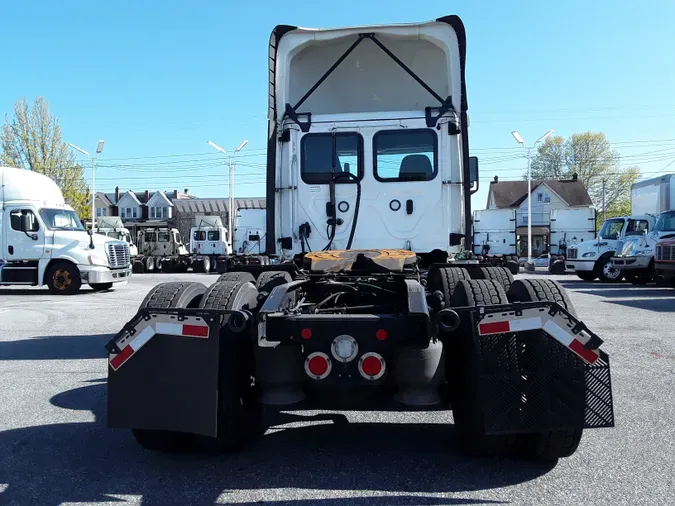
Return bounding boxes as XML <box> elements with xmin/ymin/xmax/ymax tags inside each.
<box><xmin>2</xmin><ymin>207</ymin><xmax>45</xmax><ymax>283</ymax></box>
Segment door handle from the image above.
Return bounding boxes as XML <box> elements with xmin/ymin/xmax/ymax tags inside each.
<box><xmin>8</xmin><ymin>245</ymin><xmax>13</xmax><ymax>255</ymax></box>
<box><xmin>406</xmin><ymin>199</ymin><xmax>413</xmax><ymax>215</ymax></box>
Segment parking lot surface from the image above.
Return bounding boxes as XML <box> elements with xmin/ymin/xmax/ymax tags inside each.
<box><xmin>1</xmin><ymin>272</ymin><xmax>674</xmax><ymax>506</ymax></box>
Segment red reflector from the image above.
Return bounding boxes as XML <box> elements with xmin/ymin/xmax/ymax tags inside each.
<box><xmin>375</xmin><ymin>329</ymin><xmax>388</xmax><ymax>341</ymax></box>
<box><xmin>361</xmin><ymin>356</ymin><xmax>382</xmax><ymax>377</ymax></box>
<box><xmin>479</xmin><ymin>321</ymin><xmax>511</xmax><ymax>334</ymax></box>
<box><xmin>301</xmin><ymin>328</ymin><xmax>312</xmax><ymax>340</ymax></box>
<box><xmin>308</xmin><ymin>355</ymin><xmax>329</xmax><ymax>376</ymax></box>
<box><xmin>110</xmin><ymin>345</ymin><xmax>134</xmax><ymax>370</ymax></box>
<box><xmin>182</xmin><ymin>324</ymin><xmax>209</xmax><ymax>337</ymax></box>
<box><xmin>569</xmin><ymin>339</ymin><xmax>599</xmax><ymax>364</ymax></box>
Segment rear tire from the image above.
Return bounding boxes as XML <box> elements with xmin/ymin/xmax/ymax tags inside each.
<box><xmin>506</xmin><ymin>279</ymin><xmax>584</xmax><ymax>461</ymax></box>
<box><xmin>131</xmin><ymin>281</ymin><xmax>208</xmax><ymax>452</ymax></box>
<box><xmin>472</xmin><ymin>266</ymin><xmax>513</xmax><ymax>292</ymax></box>
<box><xmin>505</xmin><ymin>260</ymin><xmax>520</xmax><ymax>275</ymax></box>
<box><xmin>426</xmin><ymin>267</ymin><xmax>469</xmax><ymax>307</ymax></box>
<box><xmin>448</xmin><ymin>279</ymin><xmax>516</xmax><ymax>457</ymax></box>
<box><xmin>198</xmin><ymin>280</ymin><xmax>261</xmax><ymax>452</ymax></box>
<box><xmin>217</xmin><ymin>271</ymin><xmax>256</xmax><ymax>284</ymax></box>
<box><xmin>256</xmin><ymin>271</ymin><xmax>293</xmax><ymax>296</ymax></box>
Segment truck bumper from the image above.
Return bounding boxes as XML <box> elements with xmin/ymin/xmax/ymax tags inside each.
<box><xmin>655</xmin><ymin>262</ymin><xmax>675</xmax><ymax>275</ymax></box>
<box><xmin>610</xmin><ymin>255</ymin><xmax>652</xmax><ymax>270</ymax></box>
<box><xmin>79</xmin><ymin>265</ymin><xmax>132</xmax><ymax>284</ymax></box>
<box><xmin>566</xmin><ymin>259</ymin><xmax>595</xmax><ymax>272</ymax></box>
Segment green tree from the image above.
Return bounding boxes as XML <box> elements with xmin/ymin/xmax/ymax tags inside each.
<box><xmin>527</xmin><ymin>131</ymin><xmax>640</xmax><ymax>219</ymax></box>
<box><xmin>1</xmin><ymin>97</ymin><xmax>90</xmax><ymax>217</ymax></box>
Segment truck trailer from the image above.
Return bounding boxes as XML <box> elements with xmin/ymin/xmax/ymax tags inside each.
<box><xmin>106</xmin><ymin>15</ymin><xmax>614</xmax><ymax>461</ymax></box>
<box><xmin>0</xmin><ymin>166</ymin><xmax>131</xmax><ymax>293</ymax></box>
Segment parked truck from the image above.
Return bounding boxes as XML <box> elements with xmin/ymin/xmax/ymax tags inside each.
<box><xmin>0</xmin><ymin>166</ymin><xmax>131</xmax><ymax>293</ymax></box>
<box><xmin>106</xmin><ymin>15</ymin><xmax>613</xmax><ymax>461</ymax></box>
<box><xmin>133</xmin><ymin>227</ymin><xmax>193</xmax><ymax>273</ymax></box>
<box><xmin>233</xmin><ymin>208</ymin><xmax>266</xmax><ymax>255</ymax></box>
<box><xmin>610</xmin><ymin>174</ymin><xmax>675</xmax><ymax>284</ymax></box>
<box><xmin>95</xmin><ymin>216</ymin><xmax>138</xmax><ymax>258</ymax></box>
<box><xmin>655</xmin><ymin>234</ymin><xmax>675</xmax><ymax>288</ymax></box>
<box><xmin>189</xmin><ymin>216</ymin><xmax>231</xmax><ymax>272</ymax></box>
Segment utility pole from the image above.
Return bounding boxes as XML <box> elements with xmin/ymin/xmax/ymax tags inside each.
<box><xmin>207</xmin><ymin>139</ymin><xmax>248</xmax><ymax>248</ymax></box>
<box><xmin>68</xmin><ymin>140</ymin><xmax>105</xmax><ymax>230</ymax></box>
<box><xmin>602</xmin><ymin>178</ymin><xmax>606</xmax><ymax>223</ymax></box>
<box><xmin>511</xmin><ymin>129</ymin><xmax>555</xmax><ymax>266</ymax></box>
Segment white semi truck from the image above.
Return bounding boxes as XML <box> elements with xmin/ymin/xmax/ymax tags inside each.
<box><xmin>107</xmin><ymin>15</ymin><xmax>613</xmax><ymax>461</ymax></box>
<box><xmin>0</xmin><ymin>166</ymin><xmax>131</xmax><ymax>294</ymax></box>
<box><xmin>233</xmin><ymin>208</ymin><xmax>266</xmax><ymax>254</ymax></box>
<box><xmin>189</xmin><ymin>215</ymin><xmax>232</xmax><ymax>272</ymax></box>
<box><xmin>95</xmin><ymin>216</ymin><xmax>138</xmax><ymax>258</ymax></box>
<box><xmin>609</xmin><ymin>174</ymin><xmax>675</xmax><ymax>284</ymax></box>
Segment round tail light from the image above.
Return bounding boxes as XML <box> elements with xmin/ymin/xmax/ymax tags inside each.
<box><xmin>358</xmin><ymin>352</ymin><xmax>386</xmax><ymax>380</ymax></box>
<box><xmin>305</xmin><ymin>352</ymin><xmax>331</xmax><ymax>380</ymax></box>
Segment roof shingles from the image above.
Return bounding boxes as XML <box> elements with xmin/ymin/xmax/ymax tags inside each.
<box><xmin>489</xmin><ymin>179</ymin><xmax>592</xmax><ymax>208</ymax></box>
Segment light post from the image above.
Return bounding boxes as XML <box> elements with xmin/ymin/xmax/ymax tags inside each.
<box><xmin>69</xmin><ymin>140</ymin><xmax>105</xmax><ymax>231</ymax></box>
<box><xmin>207</xmin><ymin>139</ymin><xmax>248</xmax><ymax>246</ymax></box>
<box><xmin>511</xmin><ymin>129</ymin><xmax>554</xmax><ymax>265</ymax></box>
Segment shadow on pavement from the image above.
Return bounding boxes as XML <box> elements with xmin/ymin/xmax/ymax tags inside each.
<box><xmin>0</xmin><ymin>380</ymin><xmax>551</xmax><ymax>505</ymax></box>
<box><xmin>0</xmin><ymin>288</ymin><xmax>105</xmax><ymax>296</ymax></box>
<box><xmin>604</xmin><ymin>298</ymin><xmax>675</xmax><ymax>313</ymax></box>
<box><xmin>575</xmin><ymin>288</ymin><xmax>675</xmax><ymax>299</ymax></box>
<box><xmin>0</xmin><ymin>334</ymin><xmax>113</xmax><ymax>360</ymax></box>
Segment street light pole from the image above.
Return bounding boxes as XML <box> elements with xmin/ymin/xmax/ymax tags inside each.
<box><xmin>68</xmin><ymin>140</ymin><xmax>104</xmax><ymax>231</ymax></box>
<box><xmin>511</xmin><ymin>129</ymin><xmax>554</xmax><ymax>264</ymax></box>
<box><xmin>208</xmin><ymin>139</ymin><xmax>248</xmax><ymax>249</ymax></box>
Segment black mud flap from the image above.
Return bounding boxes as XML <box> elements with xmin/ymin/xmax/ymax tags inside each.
<box><xmin>447</xmin><ymin>302</ymin><xmax>614</xmax><ymax>435</ymax></box>
<box><xmin>106</xmin><ymin>308</ymin><xmax>244</xmax><ymax>438</ymax></box>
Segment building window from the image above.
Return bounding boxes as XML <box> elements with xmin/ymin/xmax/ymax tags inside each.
<box><xmin>544</xmin><ymin>193</ymin><xmax>551</xmax><ymax>203</ymax></box>
<box><xmin>537</xmin><ymin>193</ymin><xmax>543</xmax><ymax>202</ymax></box>
<box><xmin>96</xmin><ymin>207</ymin><xmax>107</xmax><ymax>217</ymax></box>
<box><xmin>150</xmin><ymin>206</ymin><xmax>167</xmax><ymax>219</ymax></box>
<box><xmin>132</xmin><ymin>207</ymin><xmax>137</xmax><ymax>218</ymax></box>
<box><xmin>120</xmin><ymin>208</ymin><xmax>126</xmax><ymax>218</ymax></box>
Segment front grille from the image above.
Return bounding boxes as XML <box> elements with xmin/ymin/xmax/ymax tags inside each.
<box><xmin>567</xmin><ymin>248</ymin><xmax>578</xmax><ymax>259</ymax></box>
<box><xmin>657</xmin><ymin>244</ymin><xmax>675</xmax><ymax>261</ymax></box>
<box><xmin>107</xmin><ymin>242</ymin><xmax>131</xmax><ymax>268</ymax></box>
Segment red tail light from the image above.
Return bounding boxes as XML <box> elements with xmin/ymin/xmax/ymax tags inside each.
<box><xmin>358</xmin><ymin>352</ymin><xmax>386</xmax><ymax>380</ymax></box>
<box><xmin>305</xmin><ymin>352</ymin><xmax>331</xmax><ymax>380</ymax></box>
<box><xmin>301</xmin><ymin>328</ymin><xmax>312</xmax><ymax>340</ymax></box>
<box><xmin>375</xmin><ymin>329</ymin><xmax>388</xmax><ymax>341</ymax></box>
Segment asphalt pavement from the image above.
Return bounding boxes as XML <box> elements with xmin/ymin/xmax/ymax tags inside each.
<box><xmin>1</xmin><ymin>272</ymin><xmax>674</xmax><ymax>506</ymax></box>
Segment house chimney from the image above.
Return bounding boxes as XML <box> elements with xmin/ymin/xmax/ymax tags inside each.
<box><xmin>184</xmin><ymin>188</ymin><xmax>189</xmax><ymax>195</ymax></box>
<box><xmin>174</xmin><ymin>189</ymin><xmax>179</xmax><ymax>199</ymax></box>
<box><xmin>493</xmin><ymin>176</ymin><xmax>499</xmax><ymax>183</ymax></box>
<box><xmin>144</xmin><ymin>190</ymin><xmax>150</xmax><ymax>203</ymax></box>
<box><xmin>115</xmin><ymin>186</ymin><xmax>120</xmax><ymax>203</ymax></box>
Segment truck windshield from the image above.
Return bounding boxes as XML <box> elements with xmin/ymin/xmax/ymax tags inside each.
<box><xmin>207</xmin><ymin>230</ymin><xmax>220</xmax><ymax>241</ymax></box>
<box><xmin>158</xmin><ymin>231</ymin><xmax>170</xmax><ymax>242</ymax></box>
<box><xmin>654</xmin><ymin>211</ymin><xmax>675</xmax><ymax>232</ymax></box>
<box><xmin>193</xmin><ymin>230</ymin><xmax>206</xmax><ymax>241</ymax></box>
<box><xmin>598</xmin><ymin>219</ymin><xmax>624</xmax><ymax>240</ymax></box>
<box><xmin>39</xmin><ymin>209</ymin><xmax>85</xmax><ymax>231</ymax></box>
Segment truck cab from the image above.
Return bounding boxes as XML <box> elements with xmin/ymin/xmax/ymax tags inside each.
<box><xmin>0</xmin><ymin>166</ymin><xmax>131</xmax><ymax>294</ymax></box>
<box><xmin>95</xmin><ymin>216</ymin><xmax>138</xmax><ymax>258</ymax></box>
<box><xmin>189</xmin><ymin>216</ymin><xmax>231</xmax><ymax>258</ymax></box>
<box><xmin>139</xmin><ymin>228</ymin><xmax>188</xmax><ymax>257</ymax></box>
<box><xmin>233</xmin><ymin>208</ymin><xmax>266</xmax><ymax>255</ymax></box>
<box><xmin>567</xmin><ymin>215</ymin><xmax>654</xmax><ymax>282</ymax></box>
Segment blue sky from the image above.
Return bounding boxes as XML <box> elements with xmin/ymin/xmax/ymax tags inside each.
<box><xmin>2</xmin><ymin>0</ymin><xmax>674</xmax><ymax>210</ymax></box>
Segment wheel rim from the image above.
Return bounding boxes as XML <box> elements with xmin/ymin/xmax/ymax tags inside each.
<box><xmin>603</xmin><ymin>261</ymin><xmax>621</xmax><ymax>280</ymax></box>
<box><xmin>53</xmin><ymin>269</ymin><xmax>72</xmax><ymax>290</ymax></box>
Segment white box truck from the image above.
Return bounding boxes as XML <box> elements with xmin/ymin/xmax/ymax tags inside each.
<box><xmin>0</xmin><ymin>166</ymin><xmax>131</xmax><ymax>294</ymax></box>
<box><xmin>610</xmin><ymin>174</ymin><xmax>675</xmax><ymax>283</ymax></box>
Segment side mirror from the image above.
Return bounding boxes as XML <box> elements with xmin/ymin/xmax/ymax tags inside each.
<box><xmin>469</xmin><ymin>156</ymin><xmax>479</xmax><ymax>187</ymax></box>
<box><xmin>19</xmin><ymin>214</ymin><xmax>32</xmax><ymax>232</ymax></box>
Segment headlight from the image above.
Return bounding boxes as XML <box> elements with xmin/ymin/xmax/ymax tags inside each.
<box><xmin>88</xmin><ymin>254</ymin><xmax>108</xmax><ymax>266</ymax></box>
<box><xmin>621</xmin><ymin>241</ymin><xmax>635</xmax><ymax>256</ymax></box>
<box><xmin>582</xmin><ymin>252</ymin><xmax>596</xmax><ymax>258</ymax></box>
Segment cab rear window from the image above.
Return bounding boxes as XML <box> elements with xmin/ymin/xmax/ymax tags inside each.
<box><xmin>373</xmin><ymin>129</ymin><xmax>437</xmax><ymax>182</ymax></box>
<box><xmin>301</xmin><ymin>132</ymin><xmax>363</xmax><ymax>184</ymax></box>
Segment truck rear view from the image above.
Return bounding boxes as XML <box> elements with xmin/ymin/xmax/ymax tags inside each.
<box><xmin>106</xmin><ymin>15</ymin><xmax>614</xmax><ymax>462</ymax></box>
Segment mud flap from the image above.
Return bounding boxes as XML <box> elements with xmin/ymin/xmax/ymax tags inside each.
<box><xmin>106</xmin><ymin>309</ymin><xmax>233</xmax><ymax>438</ymax></box>
<box><xmin>448</xmin><ymin>303</ymin><xmax>614</xmax><ymax>435</ymax></box>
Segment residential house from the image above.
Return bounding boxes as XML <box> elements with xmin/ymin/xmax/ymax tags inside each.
<box><xmin>486</xmin><ymin>174</ymin><xmax>593</xmax><ymax>256</ymax></box>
